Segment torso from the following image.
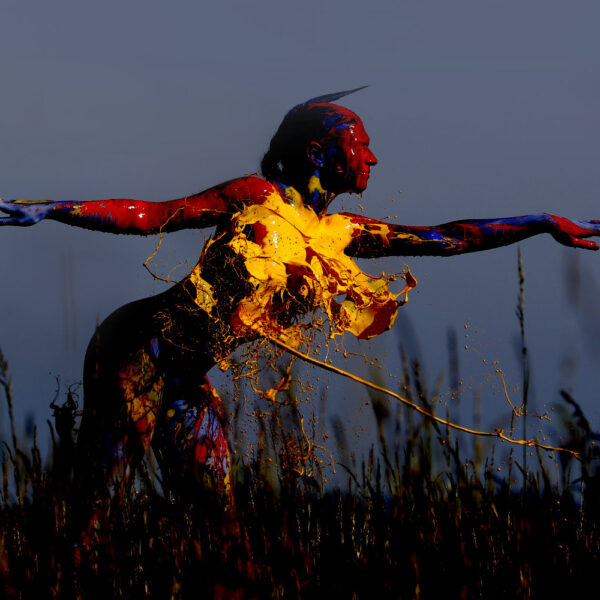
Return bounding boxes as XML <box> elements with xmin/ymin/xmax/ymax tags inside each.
<box><xmin>178</xmin><ymin>178</ymin><xmax>407</xmax><ymax>357</ymax></box>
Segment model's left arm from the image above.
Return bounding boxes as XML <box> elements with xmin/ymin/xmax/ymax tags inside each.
<box><xmin>342</xmin><ymin>213</ymin><xmax>600</xmax><ymax>258</ymax></box>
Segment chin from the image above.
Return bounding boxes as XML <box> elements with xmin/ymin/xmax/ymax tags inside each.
<box><xmin>353</xmin><ymin>178</ymin><xmax>369</xmax><ymax>194</ymax></box>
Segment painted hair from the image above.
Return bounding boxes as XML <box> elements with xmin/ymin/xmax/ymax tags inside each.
<box><xmin>261</xmin><ymin>87</ymin><xmax>367</xmax><ymax>182</ymax></box>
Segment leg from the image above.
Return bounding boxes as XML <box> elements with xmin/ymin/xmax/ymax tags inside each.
<box><xmin>73</xmin><ymin>301</ymin><xmax>165</xmax><ymax>542</ymax></box>
<box><xmin>153</xmin><ymin>375</ymin><xmax>231</xmax><ymax>501</ymax></box>
<box><xmin>153</xmin><ymin>375</ymin><xmax>254</xmax><ymax>588</ymax></box>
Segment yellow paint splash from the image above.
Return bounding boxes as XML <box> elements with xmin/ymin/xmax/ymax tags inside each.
<box><xmin>215</xmin><ymin>190</ymin><xmax>416</xmax><ymax>346</ymax></box>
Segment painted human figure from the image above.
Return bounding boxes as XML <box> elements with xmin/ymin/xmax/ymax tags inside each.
<box><xmin>2</xmin><ymin>88</ymin><xmax>600</xmax><ymax>517</ymax></box>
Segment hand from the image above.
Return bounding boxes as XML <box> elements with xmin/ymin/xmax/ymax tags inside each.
<box><xmin>545</xmin><ymin>214</ymin><xmax>600</xmax><ymax>250</ymax></box>
<box><xmin>0</xmin><ymin>199</ymin><xmax>57</xmax><ymax>226</ymax></box>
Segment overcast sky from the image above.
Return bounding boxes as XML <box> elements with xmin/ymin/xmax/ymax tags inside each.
<box><xmin>1</xmin><ymin>0</ymin><xmax>600</xmax><ymax>460</ymax></box>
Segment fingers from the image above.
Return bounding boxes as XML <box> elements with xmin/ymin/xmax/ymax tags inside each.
<box><xmin>0</xmin><ymin>200</ymin><xmax>22</xmax><ymax>223</ymax></box>
<box><xmin>0</xmin><ymin>217</ymin><xmax>24</xmax><ymax>226</ymax></box>
<box><xmin>579</xmin><ymin>239</ymin><xmax>599</xmax><ymax>250</ymax></box>
<box><xmin>0</xmin><ymin>199</ymin><xmax>26</xmax><ymax>216</ymax></box>
<box><xmin>573</xmin><ymin>219</ymin><xmax>600</xmax><ymax>236</ymax></box>
<box><xmin>567</xmin><ymin>236</ymin><xmax>599</xmax><ymax>250</ymax></box>
<box><xmin>0</xmin><ymin>200</ymin><xmax>35</xmax><ymax>226</ymax></box>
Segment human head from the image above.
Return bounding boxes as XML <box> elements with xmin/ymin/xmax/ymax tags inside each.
<box><xmin>261</xmin><ymin>88</ymin><xmax>377</xmax><ymax>195</ymax></box>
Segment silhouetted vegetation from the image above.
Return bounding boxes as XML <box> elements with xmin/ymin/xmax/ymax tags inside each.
<box><xmin>1</xmin><ymin>254</ymin><xmax>600</xmax><ymax>599</ymax></box>
<box><xmin>1</xmin><ymin>340</ymin><xmax>599</xmax><ymax>600</ymax></box>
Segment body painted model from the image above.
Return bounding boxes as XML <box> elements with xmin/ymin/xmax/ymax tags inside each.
<box><xmin>2</xmin><ymin>88</ymin><xmax>600</xmax><ymax>519</ymax></box>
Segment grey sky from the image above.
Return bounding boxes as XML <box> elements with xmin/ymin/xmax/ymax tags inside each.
<box><xmin>1</xmin><ymin>0</ymin><xmax>599</xmax><ymax>457</ymax></box>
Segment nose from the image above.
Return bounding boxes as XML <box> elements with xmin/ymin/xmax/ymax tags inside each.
<box><xmin>366</xmin><ymin>148</ymin><xmax>378</xmax><ymax>166</ymax></box>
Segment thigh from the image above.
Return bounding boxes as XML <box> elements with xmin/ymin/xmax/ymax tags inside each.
<box><xmin>76</xmin><ymin>311</ymin><xmax>165</xmax><ymax>498</ymax></box>
<box><xmin>153</xmin><ymin>375</ymin><xmax>231</xmax><ymax>497</ymax></box>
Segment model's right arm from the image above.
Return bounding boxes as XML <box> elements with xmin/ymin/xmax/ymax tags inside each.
<box><xmin>0</xmin><ymin>176</ymin><xmax>269</xmax><ymax>235</ymax></box>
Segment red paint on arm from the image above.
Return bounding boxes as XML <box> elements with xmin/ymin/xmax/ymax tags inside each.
<box><xmin>341</xmin><ymin>212</ymin><xmax>555</xmax><ymax>257</ymax></box>
<box><xmin>47</xmin><ymin>176</ymin><xmax>275</xmax><ymax>235</ymax></box>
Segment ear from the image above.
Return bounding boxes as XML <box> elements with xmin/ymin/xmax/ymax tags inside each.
<box><xmin>307</xmin><ymin>142</ymin><xmax>324</xmax><ymax>168</ymax></box>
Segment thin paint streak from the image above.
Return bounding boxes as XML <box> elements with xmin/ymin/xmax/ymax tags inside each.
<box><xmin>269</xmin><ymin>336</ymin><xmax>580</xmax><ymax>458</ymax></box>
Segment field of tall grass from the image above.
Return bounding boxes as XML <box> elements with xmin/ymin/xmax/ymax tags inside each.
<box><xmin>1</xmin><ymin>259</ymin><xmax>599</xmax><ymax>599</ymax></box>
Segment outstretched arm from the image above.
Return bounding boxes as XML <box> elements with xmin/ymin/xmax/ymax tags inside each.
<box><xmin>0</xmin><ymin>177</ymin><xmax>267</xmax><ymax>235</ymax></box>
<box><xmin>343</xmin><ymin>213</ymin><xmax>600</xmax><ymax>258</ymax></box>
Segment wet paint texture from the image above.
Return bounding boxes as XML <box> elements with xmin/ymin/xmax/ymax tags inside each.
<box><xmin>7</xmin><ymin>179</ymin><xmax>600</xmax><ymax>508</ymax></box>
<box><xmin>344</xmin><ymin>213</ymin><xmax>600</xmax><ymax>257</ymax></box>
<box><xmin>0</xmin><ymin>185</ymin><xmax>235</xmax><ymax>232</ymax></box>
<box><xmin>79</xmin><ymin>333</ymin><xmax>230</xmax><ymax>500</ymax></box>
<box><xmin>207</xmin><ymin>186</ymin><xmax>416</xmax><ymax>344</ymax></box>
<box><xmin>162</xmin><ymin>377</ymin><xmax>230</xmax><ymax>488</ymax></box>
<box><xmin>4</xmin><ymin>92</ymin><xmax>600</xmax><ymax>527</ymax></box>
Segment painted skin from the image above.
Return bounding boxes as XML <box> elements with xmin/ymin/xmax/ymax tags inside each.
<box><xmin>2</xmin><ymin>96</ymin><xmax>600</xmax><ymax>522</ymax></box>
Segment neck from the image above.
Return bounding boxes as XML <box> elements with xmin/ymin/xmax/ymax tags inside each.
<box><xmin>273</xmin><ymin>170</ymin><xmax>336</xmax><ymax>214</ymax></box>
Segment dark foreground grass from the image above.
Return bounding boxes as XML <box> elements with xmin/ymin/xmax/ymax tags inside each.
<box><xmin>3</xmin><ymin>259</ymin><xmax>599</xmax><ymax>598</ymax></box>
<box><xmin>0</xmin><ymin>381</ymin><xmax>599</xmax><ymax>600</ymax></box>
<box><xmin>2</xmin><ymin>265</ymin><xmax>600</xmax><ymax>600</ymax></box>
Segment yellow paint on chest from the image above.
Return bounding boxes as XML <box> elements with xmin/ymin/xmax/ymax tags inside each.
<box><xmin>192</xmin><ymin>190</ymin><xmax>416</xmax><ymax>346</ymax></box>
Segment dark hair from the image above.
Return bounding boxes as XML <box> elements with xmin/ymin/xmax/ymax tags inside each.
<box><xmin>261</xmin><ymin>102</ymin><xmax>357</xmax><ymax>183</ymax></box>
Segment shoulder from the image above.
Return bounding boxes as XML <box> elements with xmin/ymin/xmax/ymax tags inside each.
<box><xmin>337</xmin><ymin>211</ymin><xmax>381</xmax><ymax>226</ymax></box>
<box><xmin>215</xmin><ymin>176</ymin><xmax>280</xmax><ymax>204</ymax></box>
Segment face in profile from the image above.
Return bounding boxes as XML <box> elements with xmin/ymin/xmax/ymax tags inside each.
<box><xmin>316</xmin><ymin>114</ymin><xmax>378</xmax><ymax>195</ymax></box>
